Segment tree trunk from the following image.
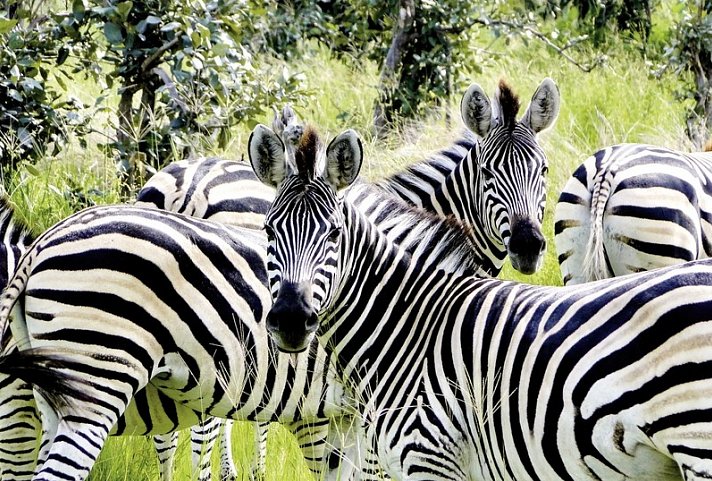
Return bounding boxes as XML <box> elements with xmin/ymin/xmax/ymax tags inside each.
<box><xmin>686</xmin><ymin>2</ymin><xmax>712</xmax><ymax>150</ymax></box>
<box><xmin>373</xmin><ymin>0</ymin><xmax>415</xmax><ymax>138</ymax></box>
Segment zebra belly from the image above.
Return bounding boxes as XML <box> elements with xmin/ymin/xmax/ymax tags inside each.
<box><xmin>111</xmin><ymin>383</ymin><xmax>203</xmax><ymax>435</ymax></box>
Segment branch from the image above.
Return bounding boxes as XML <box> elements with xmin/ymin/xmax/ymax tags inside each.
<box><xmin>151</xmin><ymin>67</ymin><xmax>188</xmax><ymax>113</ymax></box>
<box><xmin>455</xmin><ymin>17</ymin><xmax>603</xmax><ymax>73</ymax></box>
<box><xmin>141</xmin><ymin>37</ymin><xmax>181</xmax><ymax>73</ymax></box>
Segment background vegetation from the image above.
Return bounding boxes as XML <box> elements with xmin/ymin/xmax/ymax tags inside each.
<box><xmin>0</xmin><ymin>0</ymin><xmax>703</xmax><ymax>479</ymax></box>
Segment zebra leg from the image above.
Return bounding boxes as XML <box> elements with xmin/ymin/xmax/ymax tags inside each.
<box><xmin>153</xmin><ymin>432</ymin><xmax>178</xmax><ymax>481</ymax></box>
<box><xmin>249</xmin><ymin>421</ymin><xmax>268</xmax><ymax>480</ymax></box>
<box><xmin>0</xmin><ymin>377</ymin><xmax>40</xmax><ymax>481</ymax></box>
<box><xmin>190</xmin><ymin>417</ymin><xmax>223</xmax><ymax>481</ymax></box>
<box><xmin>285</xmin><ymin>419</ymin><xmax>330</xmax><ymax>478</ymax></box>
<box><xmin>216</xmin><ymin>419</ymin><xmax>238</xmax><ymax>481</ymax></box>
<box><xmin>32</xmin><ymin>394</ymin><xmax>60</xmax><ymax>478</ymax></box>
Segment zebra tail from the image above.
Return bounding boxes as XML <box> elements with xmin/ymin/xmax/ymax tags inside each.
<box><xmin>581</xmin><ymin>160</ymin><xmax>617</xmax><ymax>282</ymax></box>
<box><xmin>0</xmin><ymin>240</ymin><xmax>36</xmax><ymax>348</ymax></box>
<box><xmin>0</xmin><ymin>347</ymin><xmax>96</xmax><ymax>413</ymax></box>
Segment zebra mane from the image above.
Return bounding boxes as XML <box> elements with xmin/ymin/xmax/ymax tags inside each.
<box><xmin>294</xmin><ymin>125</ymin><xmax>323</xmax><ymax>182</ymax></box>
<box><xmin>380</xmin><ymin>129</ymin><xmax>477</xmax><ymax>196</ymax></box>
<box><xmin>496</xmin><ymin>78</ymin><xmax>520</xmax><ymax>131</ymax></box>
<box><xmin>355</xmin><ymin>183</ymin><xmax>483</xmax><ymax>275</ymax></box>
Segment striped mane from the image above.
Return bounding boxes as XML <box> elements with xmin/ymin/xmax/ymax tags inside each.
<box><xmin>356</xmin><ymin>184</ymin><xmax>483</xmax><ymax>275</ymax></box>
<box><xmin>497</xmin><ymin>78</ymin><xmax>520</xmax><ymax>131</ymax></box>
<box><xmin>294</xmin><ymin>126</ymin><xmax>323</xmax><ymax>182</ymax></box>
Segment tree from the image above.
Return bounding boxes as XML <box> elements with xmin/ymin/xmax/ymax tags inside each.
<box><xmin>59</xmin><ymin>0</ymin><xmax>305</xmax><ymax>190</ymax></box>
<box><xmin>0</xmin><ymin>1</ymin><xmax>91</xmax><ymax>178</ymax></box>
<box><xmin>1</xmin><ymin>0</ymin><xmax>305</xmax><ymax>192</ymax></box>
<box><xmin>665</xmin><ymin>0</ymin><xmax>712</xmax><ymax>148</ymax></box>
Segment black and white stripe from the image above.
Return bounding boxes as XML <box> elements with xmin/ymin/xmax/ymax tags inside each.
<box><xmin>0</xmin><ymin>198</ymin><xmax>39</xmax><ymax>480</ymax></box>
<box><xmin>253</xmin><ymin>124</ymin><xmax>712</xmax><ymax>481</ymax></box>
<box><xmin>0</xmin><ymin>204</ymin><xmax>354</xmax><ymax>481</ymax></box>
<box><xmin>0</xmin><ymin>198</ymin><xmax>255</xmax><ymax>481</ymax></box>
<box><xmin>555</xmin><ymin>143</ymin><xmax>712</xmax><ymax>284</ymax></box>
<box><xmin>139</xmin><ymin>78</ymin><xmax>560</xmax><ymax>278</ymax></box>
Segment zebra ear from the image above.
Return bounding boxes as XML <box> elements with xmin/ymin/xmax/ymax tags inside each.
<box><xmin>323</xmin><ymin>129</ymin><xmax>363</xmax><ymax>191</ymax></box>
<box><xmin>521</xmin><ymin>78</ymin><xmax>560</xmax><ymax>133</ymax></box>
<box><xmin>272</xmin><ymin>104</ymin><xmax>304</xmax><ymax>147</ymax></box>
<box><xmin>461</xmin><ymin>83</ymin><xmax>493</xmax><ymax>138</ymax></box>
<box><xmin>248</xmin><ymin>124</ymin><xmax>291</xmax><ymax>188</ymax></box>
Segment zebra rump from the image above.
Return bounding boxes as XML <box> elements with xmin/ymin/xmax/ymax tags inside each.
<box><xmin>555</xmin><ymin>143</ymin><xmax>712</xmax><ymax>284</ymax></box>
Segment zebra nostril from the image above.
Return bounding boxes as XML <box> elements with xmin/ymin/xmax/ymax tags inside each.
<box><xmin>266</xmin><ymin>312</ymin><xmax>279</xmax><ymax>332</ymax></box>
<box><xmin>306</xmin><ymin>313</ymin><xmax>318</xmax><ymax>332</ymax></box>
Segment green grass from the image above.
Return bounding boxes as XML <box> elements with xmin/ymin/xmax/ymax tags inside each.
<box><xmin>8</xmin><ymin>31</ymin><xmax>694</xmax><ymax>481</ymax></box>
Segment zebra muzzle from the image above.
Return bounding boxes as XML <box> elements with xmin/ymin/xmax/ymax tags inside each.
<box><xmin>266</xmin><ymin>281</ymin><xmax>318</xmax><ymax>353</ymax></box>
<box><xmin>508</xmin><ymin>217</ymin><xmax>546</xmax><ymax>275</ymax></box>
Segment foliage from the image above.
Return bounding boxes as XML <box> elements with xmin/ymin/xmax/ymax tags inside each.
<box><xmin>0</xmin><ymin>5</ymin><xmax>91</xmax><ymax>178</ymax></box>
<box><xmin>256</xmin><ymin>0</ymin><xmax>484</xmax><ymax>130</ymax></box>
<box><xmin>663</xmin><ymin>0</ymin><xmax>712</xmax><ymax>148</ymax></box>
<box><xmin>525</xmin><ymin>0</ymin><xmax>653</xmax><ymax>45</ymax></box>
<box><xmin>55</xmin><ymin>0</ymin><xmax>306</xmax><ymax>187</ymax></box>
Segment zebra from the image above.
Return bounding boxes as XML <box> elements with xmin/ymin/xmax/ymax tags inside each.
<box><xmin>554</xmin><ymin>143</ymin><xmax>712</xmax><ymax>285</ymax></box>
<box><xmin>0</xmin><ymin>113</ymin><xmax>489</xmax><ymax>481</ymax></box>
<box><xmin>249</xmin><ymin>122</ymin><xmax>712</xmax><ymax>481</ymax></box>
<box><xmin>0</xmin><ymin>197</ymin><xmax>252</xmax><ymax>481</ymax></box>
<box><xmin>139</xmin><ymin>78</ymin><xmax>560</xmax><ymax>278</ymax></box>
<box><xmin>0</xmin><ymin>108</ymin><xmax>305</xmax><ymax>481</ymax></box>
<box><xmin>0</xmin><ymin>202</ymin><xmax>360</xmax><ymax>481</ymax></box>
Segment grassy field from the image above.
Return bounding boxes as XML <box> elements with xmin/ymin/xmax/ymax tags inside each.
<box><xmin>4</xmin><ymin>29</ymin><xmax>694</xmax><ymax>481</ymax></box>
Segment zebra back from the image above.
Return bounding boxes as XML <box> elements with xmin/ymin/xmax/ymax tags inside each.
<box><xmin>136</xmin><ymin>157</ymin><xmax>273</xmax><ymax>229</ymax></box>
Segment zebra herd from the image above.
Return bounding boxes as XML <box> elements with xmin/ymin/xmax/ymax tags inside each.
<box><xmin>0</xmin><ymin>76</ymin><xmax>711</xmax><ymax>481</ymax></box>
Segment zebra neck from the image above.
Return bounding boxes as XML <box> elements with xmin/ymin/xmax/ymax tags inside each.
<box><xmin>436</xmin><ymin>154</ymin><xmax>507</xmax><ymax>276</ymax></box>
<box><xmin>322</xmin><ymin>203</ymin><xmax>473</xmax><ymax>403</ymax></box>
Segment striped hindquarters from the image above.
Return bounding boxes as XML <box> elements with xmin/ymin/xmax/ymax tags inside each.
<box><xmin>555</xmin><ymin>144</ymin><xmax>712</xmax><ymax>284</ymax></box>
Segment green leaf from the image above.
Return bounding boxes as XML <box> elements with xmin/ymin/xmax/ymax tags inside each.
<box><xmin>24</xmin><ymin>163</ymin><xmax>40</xmax><ymax>176</ymax></box>
<box><xmin>160</xmin><ymin>21</ymin><xmax>181</xmax><ymax>32</ymax></box>
<box><xmin>20</xmin><ymin>78</ymin><xmax>42</xmax><ymax>92</ymax></box>
<box><xmin>145</xmin><ymin>15</ymin><xmax>161</xmax><ymax>25</ymax></box>
<box><xmin>103</xmin><ymin>22</ymin><xmax>123</xmax><ymax>44</ymax></box>
<box><xmin>57</xmin><ymin>47</ymin><xmax>70</xmax><ymax>65</ymax></box>
<box><xmin>0</xmin><ymin>17</ymin><xmax>18</xmax><ymax>34</ymax></box>
<box><xmin>116</xmin><ymin>1</ymin><xmax>133</xmax><ymax>19</ymax></box>
<box><xmin>72</xmin><ymin>0</ymin><xmax>86</xmax><ymax>17</ymax></box>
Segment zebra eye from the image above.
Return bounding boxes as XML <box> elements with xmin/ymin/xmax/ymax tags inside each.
<box><xmin>264</xmin><ymin>225</ymin><xmax>275</xmax><ymax>239</ymax></box>
<box><xmin>327</xmin><ymin>227</ymin><xmax>341</xmax><ymax>242</ymax></box>
<box><xmin>541</xmin><ymin>165</ymin><xmax>549</xmax><ymax>176</ymax></box>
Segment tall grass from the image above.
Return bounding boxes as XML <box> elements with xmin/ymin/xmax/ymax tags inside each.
<box><xmin>9</xmin><ymin>32</ymin><xmax>691</xmax><ymax>481</ymax></box>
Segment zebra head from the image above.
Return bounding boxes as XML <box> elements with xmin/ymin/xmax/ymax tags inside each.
<box><xmin>460</xmin><ymin>78</ymin><xmax>560</xmax><ymax>275</ymax></box>
<box><xmin>249</xmin><ymin>124</ymin><xmax>362</xmax><ymax>353</ymax></box>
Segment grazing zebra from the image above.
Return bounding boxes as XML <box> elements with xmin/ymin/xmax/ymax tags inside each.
<box><xmin>139</xmin><ymin>77</ymin><xmax>560</xmax><ymax>277</ymax></box>
<box><xmin>554</xmin><ymin>143</ymin><xmax>712</xmax><ymax>285</ymax></box>
<box><xmin>249</xmin><ymin>123</ymin><xmax>712</xmax><ymax>481</ymax></box>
